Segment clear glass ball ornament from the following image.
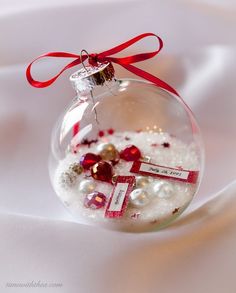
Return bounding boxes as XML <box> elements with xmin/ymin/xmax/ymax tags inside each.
<box><xmin>49</xmin><ymin>62</ymin><xmax>204</xmax><ymax>232</ymax></box>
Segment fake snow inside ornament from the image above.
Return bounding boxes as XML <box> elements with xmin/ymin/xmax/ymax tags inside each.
<box><xmin>27</xmin><ymin>33</ymin><xmax>204</xmax><ymax>232</ymax></box>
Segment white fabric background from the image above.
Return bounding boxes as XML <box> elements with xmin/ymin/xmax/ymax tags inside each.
<box><xmin>0</xmin><ymin>0</ymin><xmax>236</xmax><ymax>292</ymax></box>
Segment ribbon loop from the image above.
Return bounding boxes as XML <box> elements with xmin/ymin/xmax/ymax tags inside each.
<box><xmin>26</xmin><ymin>33</ymin><xmax>178</xmax><ymax>97</ymax></box>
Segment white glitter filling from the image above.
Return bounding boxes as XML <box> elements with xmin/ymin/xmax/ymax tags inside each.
<box><xmin>53</xmin><ymin>131</ymin><xmax>200</xmax><ymax>231</ymax></box>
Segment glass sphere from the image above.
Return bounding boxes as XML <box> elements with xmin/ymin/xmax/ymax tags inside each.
<box><xmin>49</xmin><ymin>63</ymin><xmax>204</xmax><ymax>232</ymax></box>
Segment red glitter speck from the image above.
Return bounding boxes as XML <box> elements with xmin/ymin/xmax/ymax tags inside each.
<box><xmin>107</xmin><ymin>128</ymin><xmax>114</xmax><ymax>135</ymax></box>
<box><xmin>98</xmin><ymin>130</ymin><xmax>105</xmax><ymax>137</ymax></box>
<box><xmin>162</xmin><ymin>142</ymin><xmax>170</xmax><ymax>148</ymax></box>
<box><xmin>151</xmin><ymin>143</ymin><xmax>159</xmax><ymax>147</ymax></box>
<box><xmin>172</xmin><ymin>208</ymin><xmax>180</xmax><ymax>214</ymax></box>
<box><xmin>81</xmin><ymin>139</ymin><xmax>98</xmax><ymax>148</ymax></box>
<box><xmin>131</xmin><ymin>213</ymin><xmax>140</xmax><ymax>219</ymax></box>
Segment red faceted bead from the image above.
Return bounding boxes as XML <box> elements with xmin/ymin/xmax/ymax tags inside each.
<box><xmin>91</xmin><ymin>161</ymin><xmax>113</xmax><ymax>182</ymax></box>
<box><xmin>120</xmin><ymin>145</ymin><xmax>141</xmax><ymax>161</ymax></box>
<box><xmin>84</xmin><ymin>191</ymin><xmax>107</xmax><ymax>209</ymax></box>
<box><xmin>80</xmin><ymin>153</ymin><xmax>101</xmax><ymax>170</ymax></box>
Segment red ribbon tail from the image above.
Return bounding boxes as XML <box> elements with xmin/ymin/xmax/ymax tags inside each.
<box><xmin>120</xmin><ymin>63</ymin><xmax>180</xmax><ymax>97</ymax></box>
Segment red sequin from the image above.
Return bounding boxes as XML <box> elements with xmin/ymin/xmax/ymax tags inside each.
<box><xmin>80</xmin><ymin>153</ymin><xmax>101</xmax><ymax>170</ymax></box>
<box><xmin>91</xmin><ymin>161</ymin><xmax>113</xmax><ymax>182</ymax></box>
<box><xmin>120</xmin><ymin>145</ymin><xmax>141</xmax><ymax>161</ymax></box>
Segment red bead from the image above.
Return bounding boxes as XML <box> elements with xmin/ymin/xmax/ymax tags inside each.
<box><xmin>84</xmin><ymin>192</ymin><xmax>107</xmax><ymax>209</ymax></box>
<box><xmin>91</xmin><ymin>161</ymin><xmax>113</xmax><ymax>182</ymax></box>
<box><xmin>80</xmin><ymin>153</ymin><xmax>101</xmax><ymax>170</ymax></box>
<box><xmin>120</xmin><ymin>145</ymin><xmax>141</xmax><ymax>161</ymax></box>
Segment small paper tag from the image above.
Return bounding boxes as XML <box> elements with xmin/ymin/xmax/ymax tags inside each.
<box><xmin>130</xmin><ymin>161</ymin><xmax>198</xmax><ymax>184</ymax></box>
<box><xmin>105</xmin><ymin>176</ymin><xmax>135</xmax><ymax>218</ymax></box>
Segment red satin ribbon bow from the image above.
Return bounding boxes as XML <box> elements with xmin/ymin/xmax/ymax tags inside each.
<box><xmin>26</xmin><ymin>32</ymin><xmax>179</xmax><ymax>97</ymax></box>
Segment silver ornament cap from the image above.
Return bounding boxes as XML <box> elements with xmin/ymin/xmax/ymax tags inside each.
<box><xmin>70</xmin><ymin>62</ymin><xmax>115</xmax><ymax>94</ymax></box>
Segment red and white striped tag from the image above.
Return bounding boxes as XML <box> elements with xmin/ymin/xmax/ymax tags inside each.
<box><xmin>130</xmin><ymin>161</ymin><xmax>199</xmax><ymax>184</ymax></box>
<box><xmin>105</xmin><ymin>176</ymin><xmax>135</xmax><ymax>218</ymax></box>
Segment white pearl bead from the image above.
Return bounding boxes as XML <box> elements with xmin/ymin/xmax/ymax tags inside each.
<box><xmin>135</xmin><ymin>176</ymin><xmax>150</xmax><ymax>188</ymax></box>
<box><xmin>129</xmin><ymin>188</ymin><xmax>150</xmax><ymax>208</ymax></box>
<box><xmin>153</xmin><ymin>181</ymin><xmax>174</xmax><ymax>198</ymax></box>
<box><xmin>79</xmin><ymin>179</ymin><xmax>96</xmax><ymax>193</ymax></box>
